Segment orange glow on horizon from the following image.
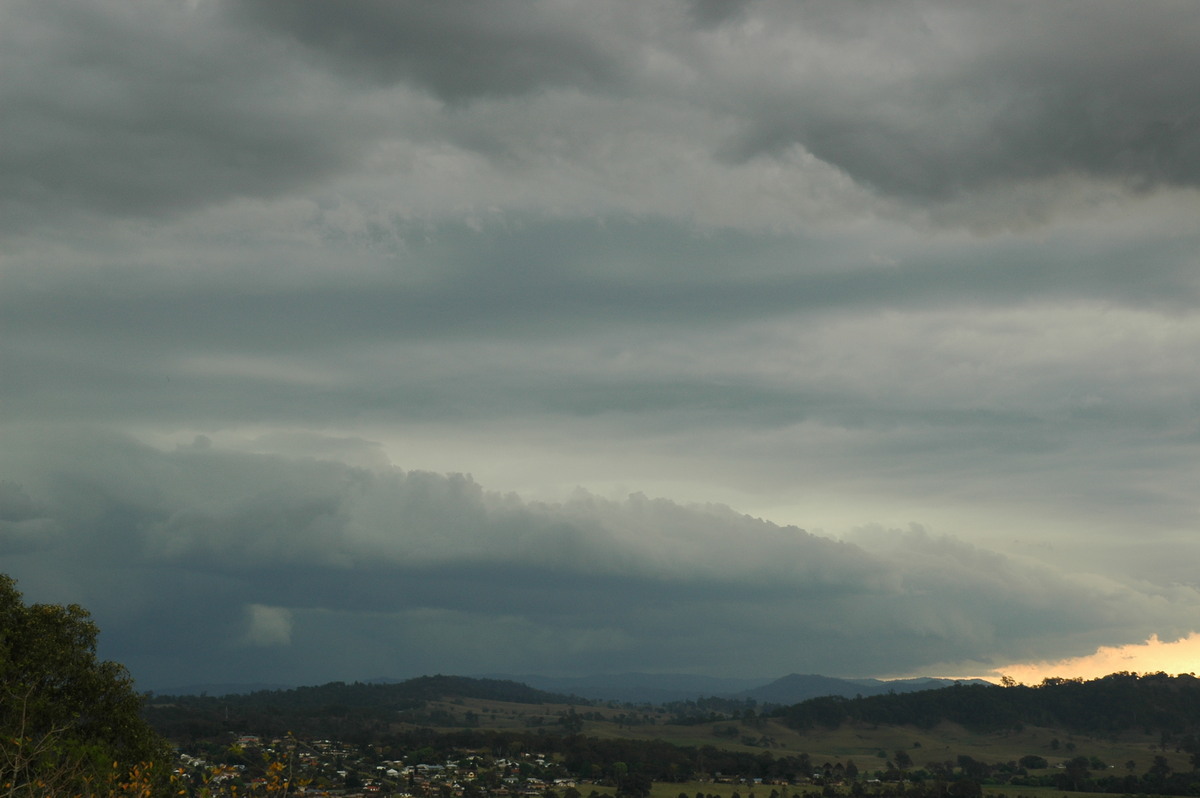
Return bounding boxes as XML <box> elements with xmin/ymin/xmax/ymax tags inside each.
<box><xmin>997</xmin><ymin>632</ymin><xmax>1200</xmax><ymax>684</ymax></box>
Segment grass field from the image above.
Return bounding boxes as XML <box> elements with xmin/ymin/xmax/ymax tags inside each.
<box><xmin>420</xmin><ymin>697</ymin><xmax>1195</xmax><ymax>794</ymax></box>
<box><xmin>643</xmin><ymin>784</ymin><xmax>1124</xmax><ymax>798</ymax></box>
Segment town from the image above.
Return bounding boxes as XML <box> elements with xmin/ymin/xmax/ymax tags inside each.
<box><xmin>172</xmin><ymin>731</ymin><xmax>838</xmax><ymax>798</ymax></box>
<box><xmin>177</xmin><ymin>734</ymin><xmax>606</xmax><ymax>797</ymax></box>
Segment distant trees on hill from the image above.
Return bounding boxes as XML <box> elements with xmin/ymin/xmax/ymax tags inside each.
<box><xmin>147</xmin><ymin>675</ymin><xmax>590</xmax><ymax>742</ymax></box>
<box><xmin>775</xmin><ymin>672</ymin><xmax>1200</xmax><ymax>737</ymax></box>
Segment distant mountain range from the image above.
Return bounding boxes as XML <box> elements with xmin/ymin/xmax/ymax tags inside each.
<box><xmin>743</xmin><ymin>673</ymin><xmax>994</xmax><ymax>705</ymax></box>
<box><xmin>149</xmin><ymin>682</ymin><xmax>293</xmax><ymax>697</ymax></box>
<box><xmin>155</xmin><ymin>671</ymin><xmax>989</xmax><ymax>704</ymax></box>
<box><xmin>479</xmin><ymin>672</ymin><xmax>770</xmax><ymax>704</ymax></box>
<box><xmin>488</xmin><ymin>672</ymin><xmax>991</xmax><ymax>705</ymax></box>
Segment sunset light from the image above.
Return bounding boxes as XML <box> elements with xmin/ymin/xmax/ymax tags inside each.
<box><xmin>999</xmin><ymin>633</ymin><xmax>1200</xmax><ymax>684</ymax></box>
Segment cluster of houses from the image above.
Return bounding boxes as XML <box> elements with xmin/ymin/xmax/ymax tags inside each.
<box><xmin>175</xmin><ymin>735</ymin><xmax>585</xmax><ymax>798</ymax></box>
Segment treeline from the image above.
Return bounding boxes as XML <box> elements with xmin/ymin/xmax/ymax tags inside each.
<box><xmin>662</xmin><ymin>696</ymin><xmax>762</xmax><ymax>725</ymax></box>
<box><xmin>147</xmin><ymin>675</ymin><xmax>589</xmax><ymax>742</ymax></box>
<box><xmin>775</xmin><ymin>672</ymin><xmax>1200</xmax><ymax>736</ymax></box>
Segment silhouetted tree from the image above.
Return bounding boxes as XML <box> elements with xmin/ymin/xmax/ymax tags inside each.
<box><xmin>0</xmin><ymin>574</ymin><xmax>168</xmax><ymax>794</ymax></box>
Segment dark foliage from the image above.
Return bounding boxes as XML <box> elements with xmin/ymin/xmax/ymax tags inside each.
<box><xmin>775</xmin><ymin>672</ymin><xmax>1200</xmax><ymax>736</ymax></box>
<box><xmin>0</xmin><ymin>574</ymin><xmax>168</xmax><ymax>793</ymax></box>
<box><xmin>146</xmin><ymin>674</ymin><xmax>589</xmax><ymax>741</ymax></box>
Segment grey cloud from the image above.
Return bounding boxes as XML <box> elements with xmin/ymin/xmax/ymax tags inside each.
<box><xmin>0</xmin><ymin>481</ymin><xmax>61</xmax><ymax>554</ymax></box>
<box><xmin>6</xmin><ymin>0</ymin><xmax>1197</xmax><ymax>238</ymax></box>
<box><xmin>0</xmin><ymin>481</ymin><xmax>40</xmax><ymax>522</ymax></box>
<box><xmin>5</xmin><ymin>213</ymin><xmax>1200</xmax><ymax>560</ymax></box>
<box><xmin>688</xmin><ymin>0</ymin><xmax>753</xmax><ymax>28</ymax></box>
<box><xmin>230</xmin><ymin>0</ymin><xmax>622</xmax><ymax>101</ymax></box>
<box><xmin>0</xmin><ymin>0</ymin><xmax>365</xmax><ymax>228</ymax></box>
<box><xmin>5</xmin><ymin>215</ymin><xmax>1197</xmax><ymax>354</ymax></box>
<box><xmin>721</xmin><ymin>2</ymin><xmax>1200</xmax><ymax>201</ymax></box>
<box><xmin>4</xmin><ymin>214</ymin><xmax>1199</xmax><ymax>449</ymax></box>
<box><xmin>0</xmin><ymin>518</ymin><xmax>60</xmax><ymax>555</ymax></box>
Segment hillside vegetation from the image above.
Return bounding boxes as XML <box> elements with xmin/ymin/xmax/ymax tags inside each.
<box><xmin>775</xmin><ymin>672</ymin><xmax>1200</xmax><ymax>734</ymax></box>
<box><xmin>147</xmin><ymin>672</ymin><xmax>1200</xmax><ymax>796</ymax></box>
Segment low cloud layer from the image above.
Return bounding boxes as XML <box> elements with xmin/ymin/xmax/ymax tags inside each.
<box><xmin>2</xmin><ymin>431</ymin><xmax>1197</xmax><ymax>689</ymax></box>
<box><xmin>3</xmin><ymin>0</ymin><xmax>1200</xmax><ymax>689</ymax></box>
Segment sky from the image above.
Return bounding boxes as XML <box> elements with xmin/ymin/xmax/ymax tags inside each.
<box><xmin>2</xmin><ymin>0</ymin><xmax>1200</xmax><ymax>692</ymax></box>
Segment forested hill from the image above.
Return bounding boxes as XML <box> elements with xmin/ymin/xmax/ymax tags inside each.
<box><xmin>148</xmin><ymin>671</ymin><xmax>1200</xmax><ymax>751</ymax></box>
<box><xmin>146</xmin><ymin>675</ymin><xmax>589</xmax><ymax>739</ymax></box>
<box><xmin>156</xmin><ymin>674</ymin><xmax>587</xmax><ymax>707</ymax></box>
<box><xmin>776</xmin><ymin>672</ymin><xmax>1200</xmax><ymax>735</ymax></box>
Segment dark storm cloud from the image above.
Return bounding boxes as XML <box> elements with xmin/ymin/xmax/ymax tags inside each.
<box><xmin>0</xmin><ymin>481</ymin><xmax>60</xmax><ymax>555</ymax></box>
<box><xmin>229</xmin><ymin>0</ymin><xmax>622</xmax><ymax>100</ymax></box>
<box><xmin>722</xmin><ymin>2</ymin><xmax>1200</xmax><ymax>200</ymax></box>
<box><xmin>687</xmin><ymin>0</ymin><xmax>752</xmax><ymax>28</ymax></box>
<box><xmin>6</xmin><ymin>0</ymin><xmax>1197</xmax><ymax>234</ymax></box>
<box><xmin>0</xmin><ymin>0</ymin><xmax>365</xmax><ymax>227</ymax></box>
<box><xmin>2</xmin><ymin>430</ymin><xmax>1193</xmax><ymax>688</ymax></box>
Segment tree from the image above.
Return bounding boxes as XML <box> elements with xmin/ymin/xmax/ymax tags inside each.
<box><xmin>560</xmin><ymin>709</ymin><xmax>584</xmax><ymax>734</ymax></box>
<box><xmin>0</xmin><ymin>574</ymin><xmax>167</xmax><ymax>795</ymax></box>
<box><xmin>1147</xmin><ymin>754</ymin><xmax>1172</xmax><ymax>785</ymax></box>
<box><xmin>1057</xmin><ymin>756</ymin><xmax>1091</xmax><ymax>791</ymax></box>
<box><xmin>947</xmin><ymin>779</ymin><xmax>982</xmax><ymax>798</ymax></box>
<box><xmin>615</xmin><ymin>773</ymin><xmax>652</xmax><ymax>798</ymax></box>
